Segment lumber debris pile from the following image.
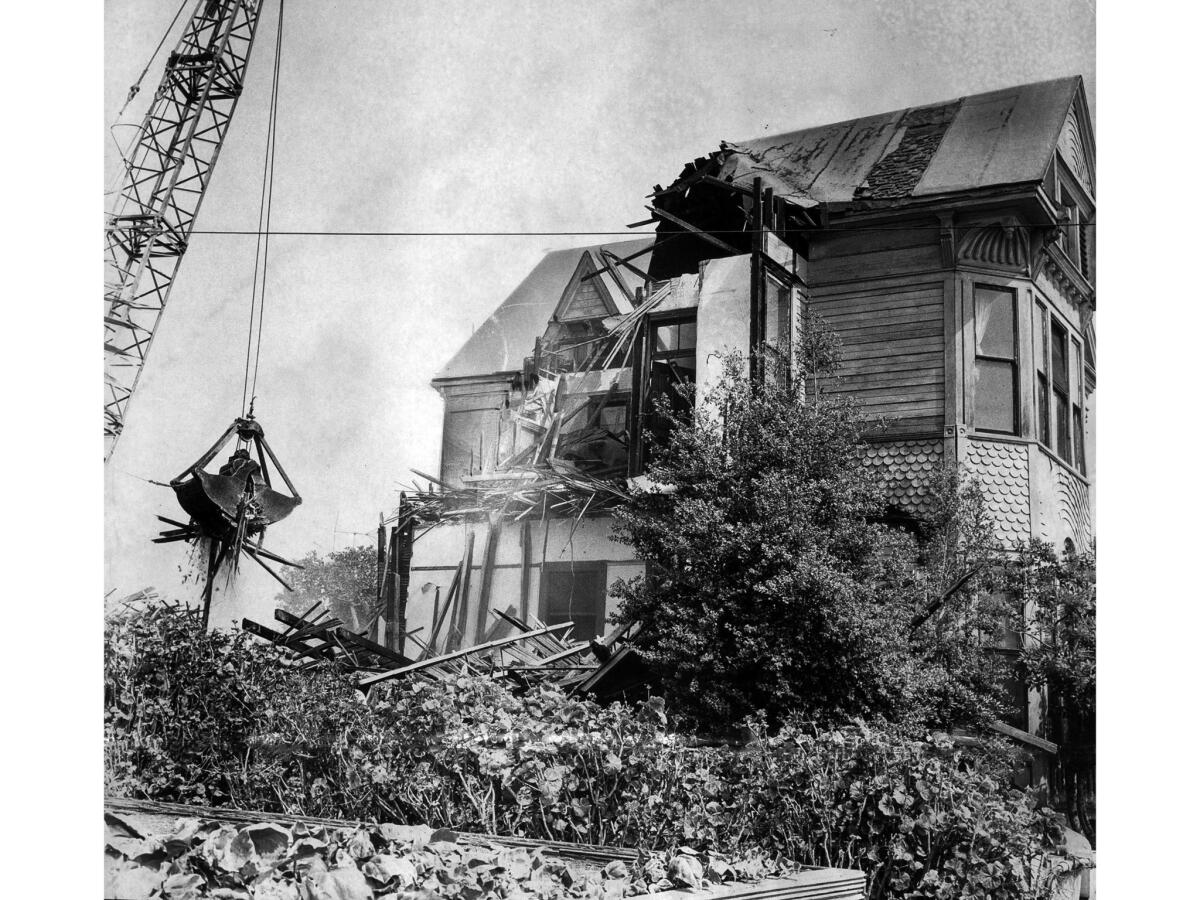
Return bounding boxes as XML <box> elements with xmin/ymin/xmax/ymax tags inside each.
<box><xmin>242</xmin><ymin>601</ymin><xmax>641</xmax><ymax>698</ymax></box>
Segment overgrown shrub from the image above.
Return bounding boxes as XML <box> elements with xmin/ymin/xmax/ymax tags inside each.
<box><xmin>106</xmin><ymin>605</ymin><xmax>1084</xmax><ymax>899</ymax></box>
<box><xmin>610</xmin><ymin>344</ymin><xmax>1010</xmax><ymax>730</ymax></box>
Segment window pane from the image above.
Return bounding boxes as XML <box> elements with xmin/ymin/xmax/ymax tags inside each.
<box><xmin>677</xmin><ymin>320</ymin><xmax>697</xmax><ymax>351</ymax></box>
<box><xmin>541</xmin><ymin>566</ymin><xmax>605</xmax><ymax>641</ymax></box>
<box><xmin>1080</xmin><ymin>340</ymin><xmax>1089</xmax><ymax>405</ymax></box>
<box><xmin>1037</xmin><ymin>375</ymin><xmax>1050</xmax><ymax>445</ymax></box>
<box><xmin>654</xmin><ymin>324</ymin><xmax>677</xmax><ymax>353</ymax></box>
<box><xmin>599</xmin><ymin>403</ymin><xmax>626</xmax><ymax>432</ymax></box>
<box><xmin>1073</xmin><ymin>406</ymin><xmax>1086</xmax><ymax>475</ymax></box>
<box><xmin>1055</xmin><ymin>391</ymin><xmax>1072</xmax><ymax>463</ymax></box>
<box><xmin>976</xmin><ymin>287</ymin><xmax>1015</xmax><ymax>358</ymax></box>
<box><xmin>975</xmin><ymin>359</ymin><xmax>1016</xmax><ymax>432</ymax></box>
<box><xmin>1051</xmin><ymin>322</ymin><xmax>1068</xmax><ymax>392</ymax></box>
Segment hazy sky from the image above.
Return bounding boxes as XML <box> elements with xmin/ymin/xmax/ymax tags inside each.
<box><xmin>104</xmin><ymin>0</ymin><xmax>1095</xmax><ymax>626</ymax></box>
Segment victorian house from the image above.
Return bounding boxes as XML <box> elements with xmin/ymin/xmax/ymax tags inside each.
<box><xmin>387</xmin><ymin>75</ymin><xmax>1094</xmax><ymax>730</ymax></box>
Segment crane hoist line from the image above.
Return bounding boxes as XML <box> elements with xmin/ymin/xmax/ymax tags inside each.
<box><xmin>104</xmin><ymin>0</ymin><xmax>266</xmax><ymax>460</ymax></box>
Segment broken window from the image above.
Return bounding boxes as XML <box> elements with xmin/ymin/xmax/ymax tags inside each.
<box><xmin>539</xmin><ymin>562</ymin><xmax>607</xmax><ymax>641</ymax></box>
<box><xmin>644</xmin><ymin>313</ymin><xmax>698</xmax><ymax>458</ymax></box>
<box><xmin>973</xmin><ymin>285</ymin><xmax>1018</xmax><ymax>434</ymax></box>
<box><xmin>556</xmin><ymin>393</ymin><xmax>630</xmax><ymax>474</ymax></box>
<box><xmin>762</xmin><ymin>274</ymin><xmax>794</xmax><ymax>383</ymax></box>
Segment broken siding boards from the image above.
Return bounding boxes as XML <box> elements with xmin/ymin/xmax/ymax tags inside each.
<box><xmin>810</xmin><ymin>277</ymin><xmax>945</xmax><ymax>433</ymax></box>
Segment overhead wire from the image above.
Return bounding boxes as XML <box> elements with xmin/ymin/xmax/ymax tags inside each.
<box><xmin>188</xmin><ymin>223</ymin><xmax>1093</xmax><ymax>237</ymax></box>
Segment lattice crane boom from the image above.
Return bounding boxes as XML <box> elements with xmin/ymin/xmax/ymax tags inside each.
<box><xmin>105</xmin><ymin>0</ymin><xmax>265</xmax><ymax>459</ymax></box>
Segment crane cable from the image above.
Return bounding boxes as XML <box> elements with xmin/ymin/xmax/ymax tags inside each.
<box><xmin>117</xmin><ymin>0</ymin><xmax>191</xmax><ymax>119</ymax></box>
<box><xmin>241</xmin><ymin>0</ymin><xmax>286</xmax><ymax>417</ymax></box>
<box><xmin>106</xmin><ymin>0</ymin><xmax>191</xmax><ymax>200</ymax></box>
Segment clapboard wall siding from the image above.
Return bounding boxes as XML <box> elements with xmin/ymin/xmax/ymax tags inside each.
<box><xmin>809</xmin><ymin>266</ymin><xmax>945</xmax><ymax>424</ymax></box>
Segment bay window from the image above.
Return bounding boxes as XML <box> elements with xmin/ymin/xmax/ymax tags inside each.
<box><xmin>973</xmin><ymin>285</ymin><xmax>1018</xmax><ymax>434</ymax></box>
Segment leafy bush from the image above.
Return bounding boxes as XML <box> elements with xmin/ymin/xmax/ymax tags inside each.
<box><xmin>610</xmin><ymin>344</ymin><xmax>1010</xmax><ymax>730</ymax></box>
<box><xmin>105</xmin><ymin>815</ymin><xmax>783</xmax><ymax>900</ymax></box>
<box><xmin>276</xmin><ymin>544</ymin><xmax>379</xmax><ymax>633</ymax></box>
<box><xmin>998</xmin><ymin>541</ymin><xmax>1096</xmax><ymax>844</ymax></box>
<box><xmin>106</xmin><ymin>605</ymin><xmax>1083</xmax><ymax>899</ymax></box>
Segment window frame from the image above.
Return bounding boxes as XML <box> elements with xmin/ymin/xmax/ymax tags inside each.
<box><xmin>538</xmin><ymin>561</ymin><xmax>609</xmax><ymax>642</ymax></box>
<box><xmin>1035</xmin><ymin>301</ymin><xmax>1051</xmax><ymax>446</ymax></box>
<box><xmin>1055</xmin><ymin>159</ymin><xmax>1095</xmax><ymax>283</ymax></box>
<box><xmin>972</xmin><ymin>283</ymin><xmax>1020</xmax><ymax>436</ymax></box>
<box><xmin>1034</xmin><ymin>301</ymin><xmax>1087</xmax><ymax>476</ymax></box>
<box><xmin>636</xmin><ymin>309</ymin><xmax>699</xmax><ymax>465</ymax></box>
<box><xmin>1050</xmin><ymin>319</ymin><xmax>1072</xmax><ymax>465</ymax></box>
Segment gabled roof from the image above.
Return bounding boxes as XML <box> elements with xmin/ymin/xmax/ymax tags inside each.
<box><xmin>434</xmin><ymin>239</ymin><xmax>653</xmax><ymax>382</ymax></box>
<box><xmin>719</xmin><ymin>76</ymin><xmax>1089</xmax><ymax>206</ymax></box>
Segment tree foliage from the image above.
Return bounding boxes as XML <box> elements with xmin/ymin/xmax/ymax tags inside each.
<box><xmin>277</xmin><ymin>543</ymin><xmax>378</xmax><ymax>631</ymax></box>
<box><xmin>610</xmin><ymin>331</ymin><xmax>1009</xmax><ymax>729</ymax></box>
<box><xmin>998</xmin><ymin>541</ymin><xmax>1096</xmax><ymax>843</ymax></box>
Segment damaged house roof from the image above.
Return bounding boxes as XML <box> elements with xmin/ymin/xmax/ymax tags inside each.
<box><xmin>435</xmin><ymin>238</ymin><xmax>653</xmax><ymax>383</ymax></box>
<box><xmin>717</xmin><ymin>75</ymin><xmax>1088</xmax><ymax>206</ymax></box>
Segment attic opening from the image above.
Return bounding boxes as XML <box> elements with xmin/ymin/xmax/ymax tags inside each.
<box><xmin>646</xmin><ymin>151</ymin><xmax>811</xmax><ymax>282</ymax></box>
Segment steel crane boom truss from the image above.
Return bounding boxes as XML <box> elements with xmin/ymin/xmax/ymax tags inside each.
<box><xmin>104</xmin><ymin>0</ymin><xmax>265</xmax><ymax>458</ymax></box>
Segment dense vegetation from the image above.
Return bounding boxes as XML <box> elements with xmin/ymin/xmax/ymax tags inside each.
<box><xmin>277</xmin><ymin>544</ymin><xmax>378</xmax><ymax>633</ymax></box>
<box><xmin>611</xmin><ymin>340</ymin><xmax>1011</xmax><ymax>731</ymax></box>
<box><xmin>105</xmin><ymin>604</ymin><xmax>1085</xmax><ymax>899</ymax></box>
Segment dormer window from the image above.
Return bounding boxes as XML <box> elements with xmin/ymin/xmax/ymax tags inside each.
<box><xmin>1055</xmin><ymin>159</ymin><xmax>1094</xmax><ymax>282</ymax></box>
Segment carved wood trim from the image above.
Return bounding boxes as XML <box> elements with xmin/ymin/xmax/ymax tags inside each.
<box><xmin>956</xmin><ymin>219</ymin><xmax>1029</xmax><ymax>273</ymax></box>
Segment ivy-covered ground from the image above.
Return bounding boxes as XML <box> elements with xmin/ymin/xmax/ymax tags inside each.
<box><xmin>104</xmin><ymin>815</ymin><xmax>793</xmax><ymax>899</ymax></box>
<box><xmin>105</xmin><ymin>604</ymin><xmax>1087</xmax><ymax>899</ymax></box>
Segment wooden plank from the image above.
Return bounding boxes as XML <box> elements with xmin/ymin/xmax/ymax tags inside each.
<box><xmin>428</xmin><ymin>572</ymin><xmax>460</xmax><ymax>656</ymax></box>
<box><xmin>819</xmin><ymin>305</ymin><xmax>944</xmax><ymax>330</ymax></box>
<box><xmin>864</xmin><ymin>416</ymin><xmax>944</xmax><ymax>436</ymax></box>
<box><xmin>242</xmin><ymin>619</ymin><xmax>337</xmax><ymax>663</ymax></box>
<box><xmin>832</xmin><ymin>324</ymin><xmax>943</xmax><ymax>345</ymax></box>
<box><xmin>810</xmin><ymin>275</ymin><xmax>946</xmax><ymax>300</ymax></box>
<box><xmin>580</xmin><ymin>237</ymin><xmax>673</xmax><ymax>285</ymax></box>
<box><xmin>831</xmin><ymin>369</ymin><xmax>944</xmax><ymax>389</ymax></box>
<box><xmin>335</xmin><ymin>627</ymin><xmax>414</xmax><ymax>667</ymax></box>
<box><xmin>811</xmin><ymin>244</ymin><xmax>942</xmax><ymax>283</ymax></box>
<box><xmin>837</xmin><ymin>335</ymin><xmax>943</xmax><ymax>355</ymax></box>
<box><xmin>494</xmin><ymin>609</ymin><xmax>569</xmax><ymax>656</ymax></box>
<box><xmin>359</xmin><ymin>624</ymin><xmax>574</xmax><ymax>688</ymax></box>
<box><xmin>811</xmin><ymin>278</ymin><xmax>944</xmax><ymax>300</ymax></box>
<box><xmin>825</xmin><ymin>304</ymin><xmax>944</xmax><ymax>327</ymax></box>
<box><xmin>839</xmin><ymin>383</ymin><xmax>945</xmax><ymax>401</ymax></box>
<box><xmin>829</xmin><ymin>354</ymin><xmax>944</xmax><ymax>376</ymax></box>
<box><xmin>519</xmin><ymin>520</ymin><xmax>532</xmax><ymax>622</ymax></box>
<box><xmin>810</xmin><ymin>224</ymin><xmax>939</xmax><ymax>258</ymax></box>
<box><xmin>988</xmin><ymin>719</ymin><xmax>1058</xmax><ymax>754</ymax></box>
<box><xmin>646</xmin><ymin>205</ymin><xmax>739</xmax><ymax>255</ymax></box>
<box><xmin>240</xmin><ymin>547</ymin><xmax>295</xmax><ymax>592</ymax></box>
<box><xmin>451</xmin><ymin>528</ymin><xmax>476</xmax><ymax>651</ymax></box>
<box><xmin>482</xmin><ymin>604</ymin><xmax>518</xmax><ymax>643</ymax></box>
<box><xmin>847</xmin><ymin>398</ymin><xmax>944</xmax><ymax>415</ymax></box>
<box><xmin>275</xmin><ymin>609</ymin><xmax>345</xmax><ymax>641</ymax></box>
<box><xmin>474</xmin><ymin>522</ymin><xmax>502</xmax><ymax>643</ymax></box>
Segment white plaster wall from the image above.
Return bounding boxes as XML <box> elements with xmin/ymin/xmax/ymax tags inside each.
<box><xmin>695</xmin><ymin>254</ymin><xmax>753</xmax><ymax>409</ymax></box>
<box><xmin>402</xmin><ymin>515</ymin><xmax>644</xmax><ymax>655</ymax></box>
